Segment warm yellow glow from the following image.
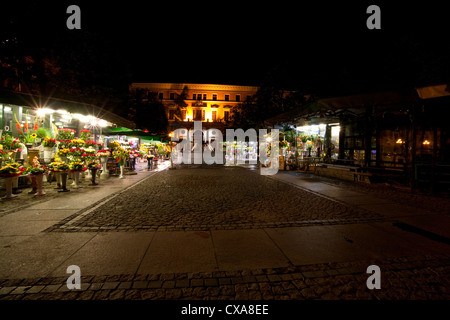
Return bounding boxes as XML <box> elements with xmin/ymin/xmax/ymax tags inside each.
<box><xmin>396</xmin><ymin>139</ymin><xmax>403</xmax><ymax>144</ymax></box>
<box><xmin>423</xmin><ymin>140</ymin><xmax>430</xmax><ymax>145</ymax></box>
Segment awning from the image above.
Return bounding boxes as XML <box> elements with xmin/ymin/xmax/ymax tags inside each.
<box><xmin>0</xmin><ymin>90</ymin><xmax>136</xmax><ymax>129</ymax></box>
<box><xmin>265</xmin><ymin>89</ymin><xmax>418</xmax><ymax>126</ymax></box>
<box><xmin>416</xmin><ymin>84</ymin><xmax>450</xmax><ymax>99</ymax></box>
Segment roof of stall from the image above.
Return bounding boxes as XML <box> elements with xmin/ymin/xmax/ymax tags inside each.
<box><xmin>265</xmin><ymin>89</ymin><xmax>419</xmax><ymax>127</ymax></box>
<box><xmin>0</xmin><ymin>90</ymin><xmax>136</xmax><ymax>129</ymax></box>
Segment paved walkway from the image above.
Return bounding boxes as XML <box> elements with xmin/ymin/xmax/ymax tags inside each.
<box><xmin>0</xmin><ymin>163</ymin><xmax>449</xmax><ymax>302</ymax></box>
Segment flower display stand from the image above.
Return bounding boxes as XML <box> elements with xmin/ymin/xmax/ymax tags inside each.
<box><xmin>89</xmin><ymin>168</ymin><xmax>99</xmax><ymax>185</ymax></box>
<box><xmin>34</xmin><ymin>174</ymin><xmax>46</xmax><ymax>196</ymax></box>
<box><xmin>119</xmin><ymin>165</ymin><xmax>124</xmax><ymax>179</ymax></box>
<box><xmin>1</xmin><ymin>176</ymin><xmax>18</xmax><ymax>199</ymax></box>
<box><xmin>71</xmin><ymin>171</ymin><xmax>82</xmax><ymax>189</ymax></box>
<box><xmin>54</xmin><ymin>172</ymin><xmax>62</xmax><ymax>189</ymax></box>
<box><xmin>100</xmin><ymin>157</ymin><xmax>109</xmax><ymax>180</ymax></box>
<box><xmin>58</xmin><ymin>172</ymin><xmax>70</xmax><ymax>192</ymax></box>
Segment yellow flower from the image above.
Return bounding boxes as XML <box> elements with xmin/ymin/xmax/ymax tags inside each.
<box><xmin>31</xmin><ymin>133</ymin><xmax>37</xmax><ymax>139</ymax></box>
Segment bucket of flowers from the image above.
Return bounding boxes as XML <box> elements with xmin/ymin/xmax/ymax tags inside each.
<box><xmin>42</xmin><ymin>137</ymin><xmax>57</xmax><ymax>148</ymax></box>
<box><xmin>0</xmin><ymin>162</ymin><xmax>25</xmax><ymax>199</ymax></box>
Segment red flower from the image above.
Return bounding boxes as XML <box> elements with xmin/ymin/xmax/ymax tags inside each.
<box><xmin>34</xmin><ymin>121</ymin><xmax>38</xmax><ymax>130</ymax></box>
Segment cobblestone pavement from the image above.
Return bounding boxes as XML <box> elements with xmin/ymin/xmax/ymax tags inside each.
<box><xmin>1</xmin><ymin>164</ymin><xmax>450</xmax><ymax>302</ymax></box>
<box><xmin>47</xmin><ymin>165</ymin><xmax>385</xmax><ymax>232</ymax></box>
<box><xmin>1</xmin><ymin>254</ymin><xmax>449</xmax><ymax>300</ymax></box>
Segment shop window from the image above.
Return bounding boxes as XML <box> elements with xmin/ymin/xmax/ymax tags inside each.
<box><xmin>224</xmin><ymin>110</ymin><xmax>229</xmax><ymax>121</ymax></box>
<box><xmin>379</xmin><ymin>130</ymin><xmax>406</xmax><ymax>167</ymax></box>
<box><xmin>211</xmin><ymin>110</ymin><xmax>217</xmax><ymax>121</ymax></box>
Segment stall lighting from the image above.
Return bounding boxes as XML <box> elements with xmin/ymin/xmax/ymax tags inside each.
<box><xmin>36</xmin><ymin>108</ymin><xmax>54</xmax><ymax>117</ymax></box>
<box><xmin>396</xmin><ymin>139</ymin><xmax>403</xmax><ymax>144</ymax></box>
<box><xmin>56</xmin><ymin>109</ymin><xmax>68</xmax><ymax>114</ymax></box>
<box><xmin>4</xmin><ymin>106</ymin><xmax>12</xmax><ymax>112</ymax></box>
<box><xmin>98</xmin><ymin>120</ymin><xmax>108</xmax><ymax>127</ymax></box>
<box><xmin>423</xmin><ymin>140</ymin><xmax>430</xmax><ymax>145</ymax></box>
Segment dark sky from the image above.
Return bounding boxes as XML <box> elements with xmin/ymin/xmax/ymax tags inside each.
<box><xmin>2</xmin><ymin>1</ymin><xmax>450</xmax><ymax>94</ymax></box>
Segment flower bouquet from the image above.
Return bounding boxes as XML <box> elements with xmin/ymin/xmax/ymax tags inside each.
<box><xmin>52</xmin><ymin>162</ymin><xmax>70</xmax><ymax>172</ymax></box>
<box><xmin>84</xmin><ymin>140</ymin><xmax>98</xmax><ymax>148</ymax></box>
<box><xmin>56</xmin><ymin>128</ymin><xmax>76</xmax><ymax>140</ymax></box>
<box><xmin>82</xmin><ymin>151</ymin><xmax>97</xmax><ymax>161</ymax></box>
<box><xmin>42</xmin><ymin>137</ymin><xmax>57</xmax><ymax>148</ymax></box>
<box><xmin>57</xmin><ymin>139</ymin><xmax>72</xmax><ymax>149</ymax></box>
<box><xmin>25</xmin><ymin>157</ymin><xmax>49</xmax><ymax>175</ymax></box>
<box><xmin>280</xmin><ymin>140</ymin><xmax>289</xmax><ymax>149</ymax></box>
<box><xmin>96</xmin><ymin>149</ymin><xmax>111</xmax><ymax>157</ymax></box>
<box><xmin>0</xmin><ymin>134</ymin><xmax>22</xmax><ymax>152</ymax></box>
<box><xmin>0</xmin><ymin>162</ymin><xmax>24</xmax><ymax>178</ymax></box>
<box><xmin>69</xmin><ymin>148</ymin><xmax>85</xmax><ymax>159</ymax></box>
<box><xmin>69</xmin><ymin>139</ymin><xmax>85</xmax><ymax>149</ymax></box>
<box><xmin>108</xmin><ymin>140</ymin><xmax>120</xmax><ymax>151</ymax></box>
<box><xmin>57</xmin><ymin>148</ymin><xmax>71</xmax><ymax>157</ymax></box>
<box><xmin>80</xmin><ymin>129</ymin><xmax>91</xmax><ymax>141</ymax></box>
<box><xmin>69</xmin><ymin>161</ymin><xmax>86</xmax><ymax>172</ymax></box>
<box><xmin>86</xmin><ymin>161</ymin><xmax>101</xmax><ymax>170</ymax></box>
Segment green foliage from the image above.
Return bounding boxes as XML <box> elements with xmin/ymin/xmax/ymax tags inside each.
<box><xmin>37</xmin><ymin>127</ymin><xmax>51</xmax><ymax>139</ymax></box>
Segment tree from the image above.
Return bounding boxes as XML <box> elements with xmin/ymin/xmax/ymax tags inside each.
<box><xmin>129</xmin><ymin>89</ymin><xmax>168</xmax><ymax>134</ymax></box>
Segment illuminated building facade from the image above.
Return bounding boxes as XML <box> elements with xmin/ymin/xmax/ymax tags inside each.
<box><xmin>129</xmin><ymin>82</ymin><xmax>259</xmax><ymax>132</ymax></box>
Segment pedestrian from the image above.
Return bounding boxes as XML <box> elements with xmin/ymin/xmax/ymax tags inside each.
<box><xmin>146</xmin><ymin>152</ymin><xmax>153</xmax><ymax>171</ymax></box>
<box><xmin>130</xmin><ymin>152</ymin><xmax>136</xmax><ymax>171</ymax></box>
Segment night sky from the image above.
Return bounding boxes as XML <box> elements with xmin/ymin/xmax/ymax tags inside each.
<box><xmin>2</xmin><ymin>1</ymin><xmax>450</xmax><ymax>95</ymax></box>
